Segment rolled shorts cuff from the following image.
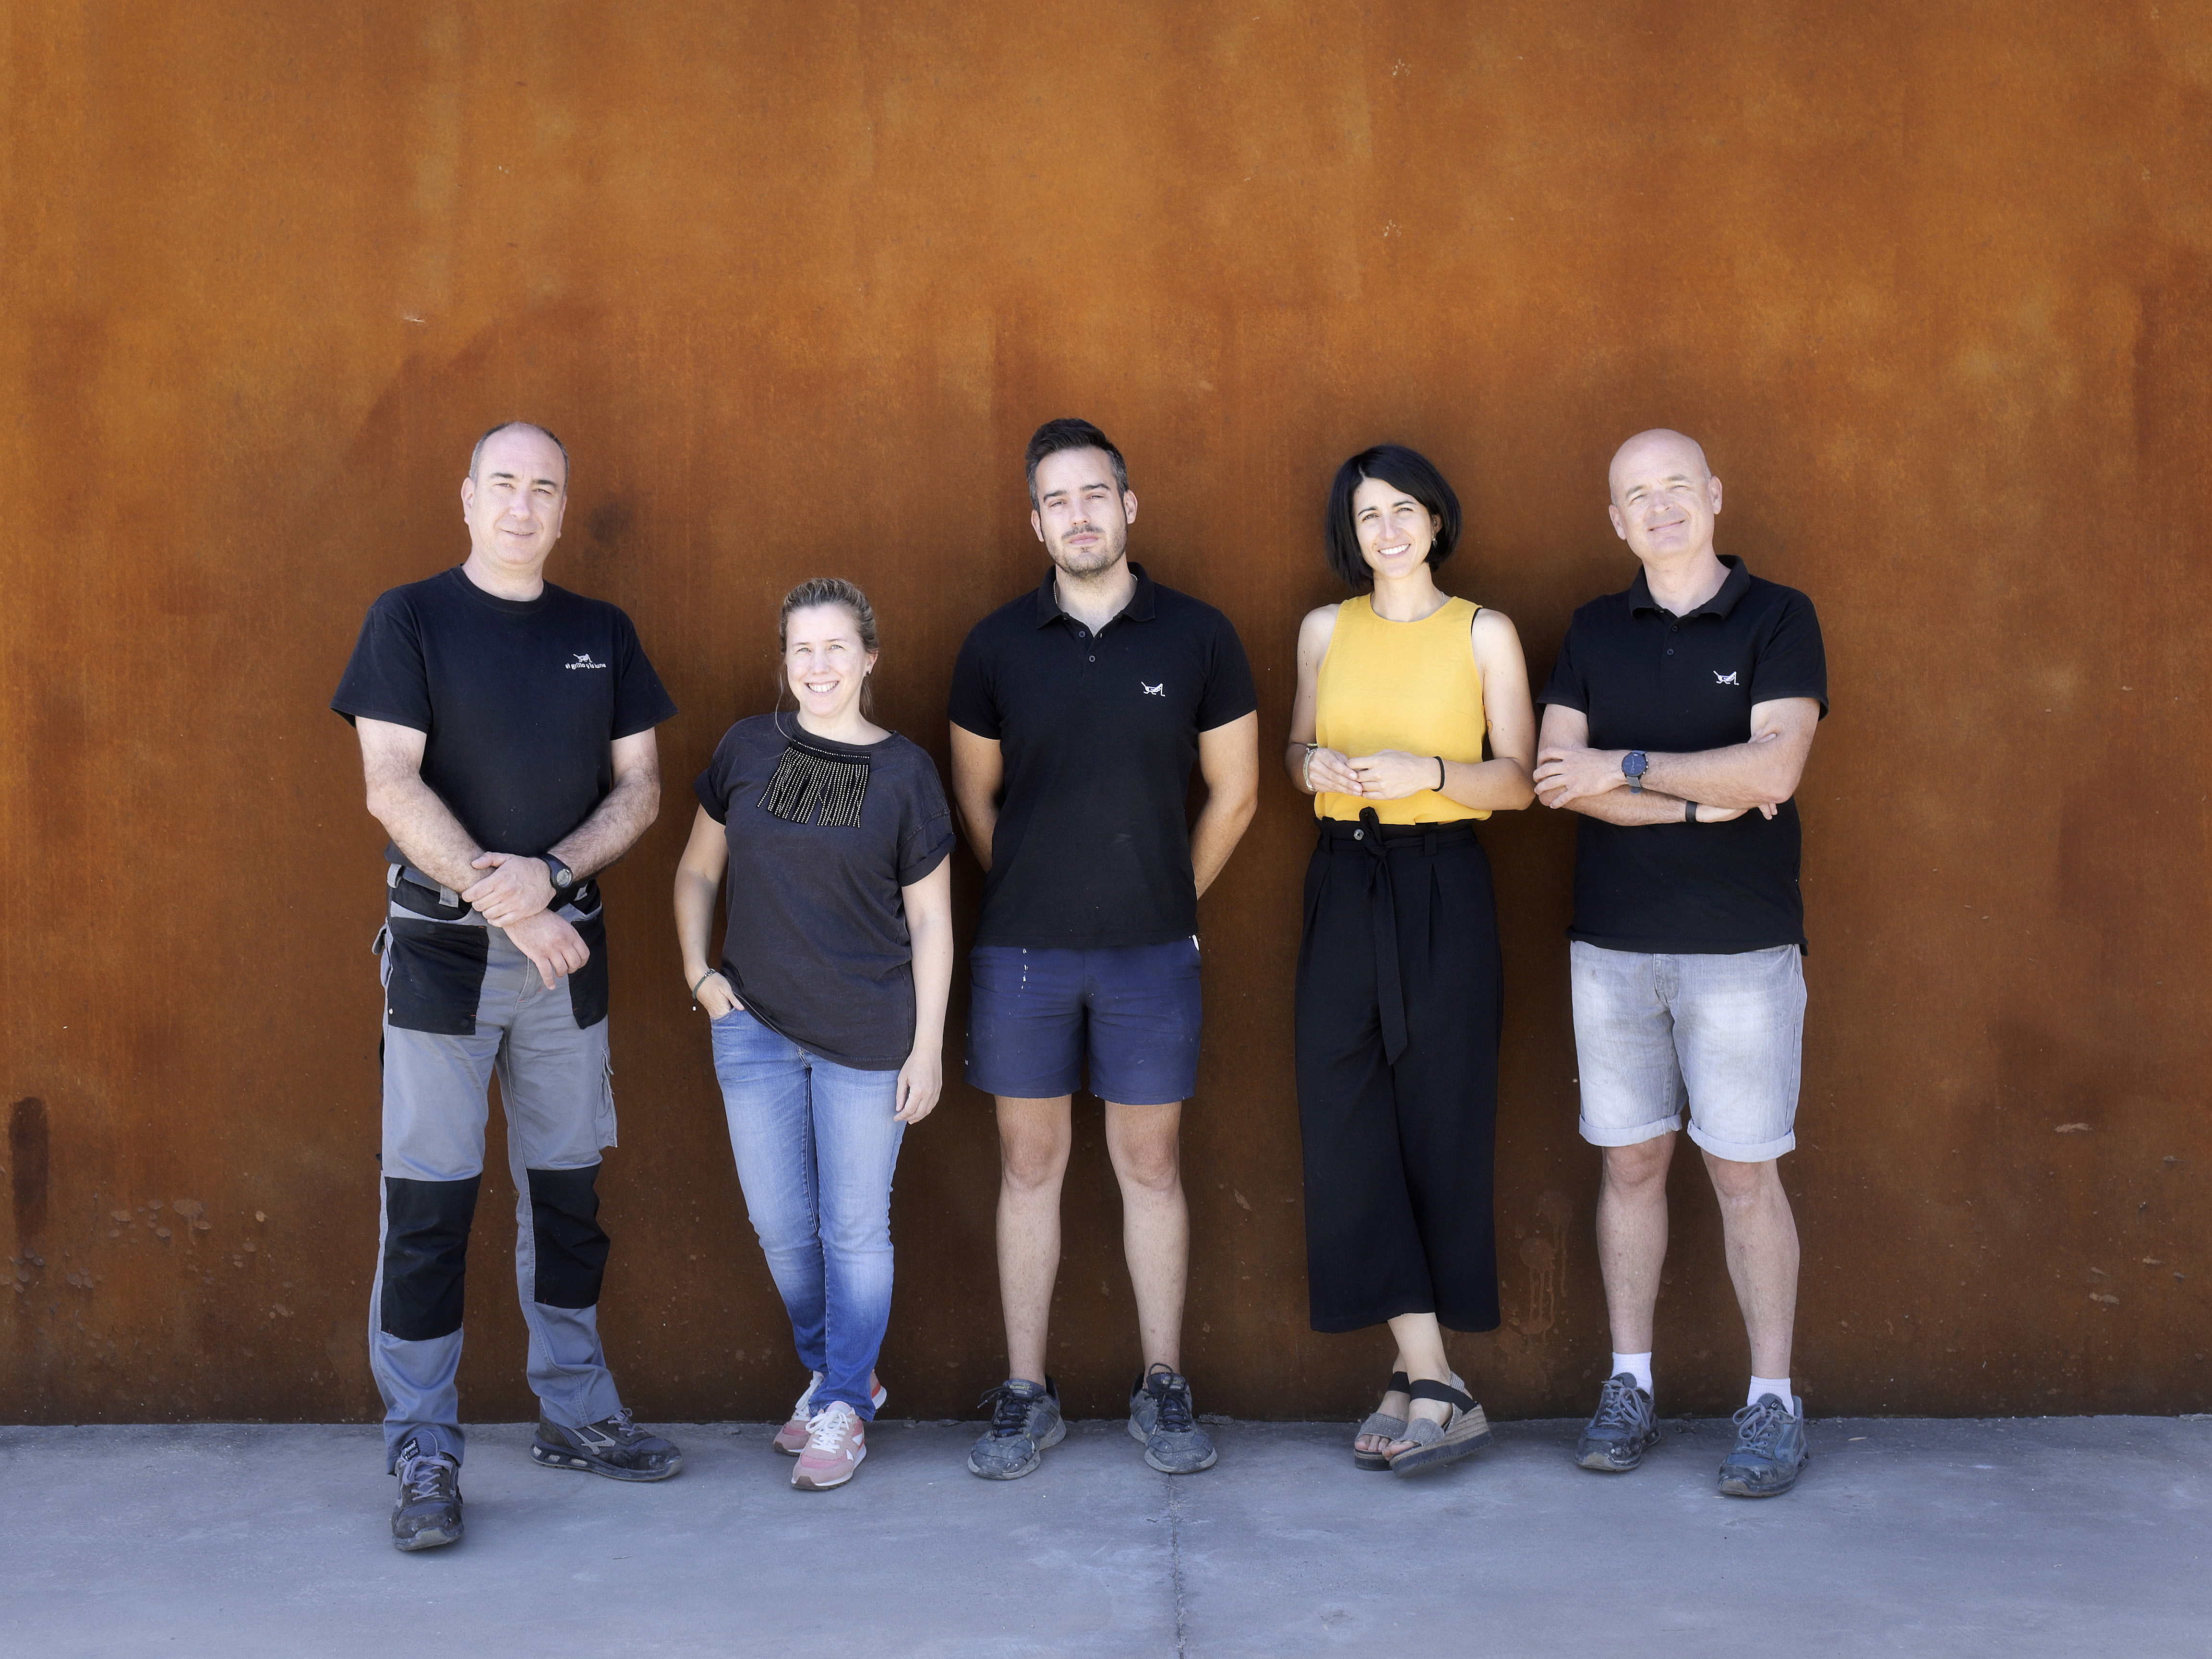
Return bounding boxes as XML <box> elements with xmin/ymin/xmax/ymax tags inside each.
<box><xmin>1684</xmin><ymin>1121</ymin><xmax>1797</xmax><ymax>1163</ymax></box>
<box><xmin>1577</xmin><ymin>1112</ymin><xmax>1683</xmax><ymax>1149</ymax></box>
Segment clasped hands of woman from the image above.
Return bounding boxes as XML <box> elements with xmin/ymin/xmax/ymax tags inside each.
<box><xmin>1303</xmin><ymin>746</ymin><xmax>1446</xmax><ymax>802</ymax></box>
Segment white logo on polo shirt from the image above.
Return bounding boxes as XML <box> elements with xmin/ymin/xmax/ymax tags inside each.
<box><xmin>1713</xmin><ymin>670</ymin><xmax>1739</xmax><ymax>685</ymax></box>
<box><xmin>568</xmin><ymin>653</ymin><xmax>608</xmax><ymax>671</ymax></box>
<box><xmin>1141</xmin><ymin>682</ymin><xmax>1165</xmax><ymax>697</ymax></box>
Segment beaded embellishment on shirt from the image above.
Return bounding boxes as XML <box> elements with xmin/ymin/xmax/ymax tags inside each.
<box><xmin>757</xmin><ymin>734</ymin><xmax>872</xmax><ymax>828</ymax></box>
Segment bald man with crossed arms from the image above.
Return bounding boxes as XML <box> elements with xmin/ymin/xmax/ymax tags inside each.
<box><xmin>1534</xmin><ymin>429</ymin><xmax>1828</xmax><ymax>1498</ymax></box>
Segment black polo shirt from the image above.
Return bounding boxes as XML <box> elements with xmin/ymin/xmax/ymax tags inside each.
<box><xmin>949</xmin><ymin>562</ymin><xmax>1257</xmax><ymax>950</ymax></box>
<box><xmin>1539</xmin><ymin>555</ymin><xmax>1827</xmax><ymax>954</ymax></box>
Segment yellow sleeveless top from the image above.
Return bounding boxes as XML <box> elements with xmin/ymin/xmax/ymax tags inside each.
<box><xmin>1314</xmin><ymin>594</ymin><xmax>1488</xmax><ymax>823</ymax></box>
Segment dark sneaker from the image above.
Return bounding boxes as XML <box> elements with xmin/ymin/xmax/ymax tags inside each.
<box><xmin>391</xmin><ymin>1441</ymin><xmax>463</xmax><ymax>1552</ymax></box>
<box><xmin>1576</xmin><ymin>1373</ymin><xmax>1661</xmax><ymax>1472</ymax></box>
<box><xmin>966</xmin><ymin>1377</ymin><xmax>1065</xmax><ymax>1480</ymax></box>
<box><xmin>1718</xmin><ymin>1394</ymin><xmax>1809</xmax><ymax>1497</ymax></box>
<box><xmin>529</xmin><ymin>1409</ymin><xmax>684</xmax><ymax>1482</ymax></box>
<box><xmin>1129</xmin><ymin>1369</ymin><xmax>1218</xmax><ymax>1475</ymax></box>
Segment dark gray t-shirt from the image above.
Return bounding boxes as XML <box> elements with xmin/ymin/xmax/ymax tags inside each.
<box><xmin>694</xmin><ymin>714</ymin><xmax>954</xmax><ymax>1070</ymax></box>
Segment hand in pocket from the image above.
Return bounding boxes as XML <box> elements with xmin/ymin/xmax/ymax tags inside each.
<box><xmin>697</xmin><ymin>971</ymin><xmax>745</xmax><ymax>1019</ymax></box>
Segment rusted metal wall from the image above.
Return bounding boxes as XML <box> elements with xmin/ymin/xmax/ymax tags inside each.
<box><xmin>3</xmin><ymin>2</ymin><xmax>2206</xmax><ymax>1425</ymax></box>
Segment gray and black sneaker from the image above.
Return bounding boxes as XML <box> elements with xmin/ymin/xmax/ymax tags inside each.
<box><xmin>1575</xmin><ymin>1373</ymin><xmax>1661</xmax><ymax>1472</ymax></box>
<box><xmin>1718</xmin><ymin>1394</ymin><xmax>1809</xmax><ymax>1497</ymax></box>
<box><xmin>529</xmin><ymin>1408</ymin><xmax>684</xmax><ymax>1481</ymax></box>
<box><xmin>1130</xmin><ymin>1367</ymin><xmax>1218</xmax><ymax>1475</ymax></box>
<box><xmin>967</xmin><ymin>1376</ymin><xmax>1065</xmax><ymax>1480</ymax></box>
<box><xmin>391</xmin><ymin>1440</ymin><xmax>463</xmax><ymax>1552</ymax></box>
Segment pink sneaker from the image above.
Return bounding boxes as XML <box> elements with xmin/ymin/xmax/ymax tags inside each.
<box><xmin>774</xmin><ymin>1375</ymin><xmax>888</xmax><ymax>1454</ymax></box>
<box><xmin>791</xmin><ymin>1401</ymin><xmax>866</xmax><ymax>1491</ymax></box>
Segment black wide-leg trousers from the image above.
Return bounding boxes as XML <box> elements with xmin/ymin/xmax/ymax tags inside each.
<box><xmin>1295</xmin><ymin>812</ymin><xmax>1503</xmax><ymax>1334</ymax></box>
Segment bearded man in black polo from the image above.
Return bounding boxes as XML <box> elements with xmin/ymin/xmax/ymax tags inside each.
<box><xmin>949</xmin><ymin>418</ymin><xmax>1260</xmax><ymax>1480</ymax></box>
<box><xmin>1534</xmin><ymin>428</ymin><xmax>1828</xmax><ymax>1498</ymax></box>
<box><xmin>332</xmin><ymin>421</ymin><xmax>683</xmax><ymax>1552</ymax></box>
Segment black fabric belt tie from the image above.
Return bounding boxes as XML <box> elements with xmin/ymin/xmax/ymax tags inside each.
<box><xmin>1317</xmin><ymin>809</ymin><xmax>1479</xmax><ymax>1066</ymax></box>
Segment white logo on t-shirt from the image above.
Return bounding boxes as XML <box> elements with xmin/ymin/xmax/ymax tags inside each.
<box><xmin>1713</xmin><ymin>670</ymin><xmax>1739</xmax><ymax>685</ymax></box>
<box><xmin>568</xmin><ymin>653</ymin><xmax>608</xmax><ymax>671</ymax></box>
<box><xmin>1141</xmin><ymin>682</ymin><xmax>1165</xmax><ymax>697</ymax></box>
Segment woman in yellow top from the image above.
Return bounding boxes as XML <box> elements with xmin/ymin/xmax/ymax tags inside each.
<box><xmin>1285</xmin><ymin>445</ymin><xmax>1536</xmax><ymax>1476</ymax></box>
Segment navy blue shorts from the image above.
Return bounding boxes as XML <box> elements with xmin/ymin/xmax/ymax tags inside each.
<box><xmin>966</xmin><ymin>938</ymin><xmax>1204</xmax><ymax>1106</ymax></box>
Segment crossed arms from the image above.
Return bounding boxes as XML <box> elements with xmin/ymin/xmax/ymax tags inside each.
<box><xmin>355</xmin><ymin>718</ymin><xmax>661</xmax><ymax>986</ymax></box>
<box><xmin>1532</xmin><ymin>698</ymin><xmax>1820</xmax><ymax>824</ymax></box>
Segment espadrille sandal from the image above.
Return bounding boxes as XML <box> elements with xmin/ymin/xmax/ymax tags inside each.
<box><xmin>1352</xmin><ymin>1370</ymin><xmax>1413</xmax><ymax>1471</ymax></box>
<box><xmin>1385</xmin><ymin>1374</ymin><xmax>1495</xmax><ymax>1476</ymax></box>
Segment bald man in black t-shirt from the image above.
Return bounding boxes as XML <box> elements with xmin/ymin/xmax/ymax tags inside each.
<box><xmin>1535</xmin><ymin>429</ymin><xmax>1827</xmax><ymax>1500</ymax></box>
<box><xmin>332</xmin><ymin>422</ymin><xmax>683</xmax><ymax>1552</ymax></box>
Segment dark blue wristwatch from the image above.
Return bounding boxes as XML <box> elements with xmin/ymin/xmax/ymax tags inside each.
<box><xmin>1622</xmin><ymin>751</ymin><xmax>1649</xmax><ymax>794</ymax></box>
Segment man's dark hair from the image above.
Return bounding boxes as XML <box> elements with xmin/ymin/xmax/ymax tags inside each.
<box><xmin>1322</xmin><ymin>444</ymin><xmax>1462</xmax><ymax>588</ymax></box>
<box><xmin>469</xmin><ymin>421</ymin><xmax>571</xmax><ymax>486</ymax></box>
<box><xmin>1024</xmin><ymin>417</ymin><xmax>1129</xmax><ymax>508</ymax></box>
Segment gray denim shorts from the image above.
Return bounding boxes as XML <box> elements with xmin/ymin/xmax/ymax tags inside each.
<box><xmin>1569</xmin><ymin>940</ymin><xmax>1805</xmax><ymax>1163</ymax></box>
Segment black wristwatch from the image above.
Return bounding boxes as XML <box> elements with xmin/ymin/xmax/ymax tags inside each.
<box><xmin>1622</xmin><ymin>751</ymin><xmax>1649</xmax><ymax>795</ymax></box>
<box><xmin>538</xmin><ymin>854</ymin><xmax>576</xmax><ymax>893</ymax></box>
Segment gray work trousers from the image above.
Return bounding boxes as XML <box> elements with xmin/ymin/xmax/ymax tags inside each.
<box><xmin>370</xmin><ymin>871</ymin><xmax>623</xmax><ymax>1470</ymax></box>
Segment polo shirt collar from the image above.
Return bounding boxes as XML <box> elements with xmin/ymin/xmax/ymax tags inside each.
<box><xmin>1031</xmin><ymin>560</ymin><xmax>1158</xmax><ymax>629</ymax></box>
<box><xmin>1628</xmin><ymin>553</ymin><xmax>1751</xmax><ymax>621</ymax></box>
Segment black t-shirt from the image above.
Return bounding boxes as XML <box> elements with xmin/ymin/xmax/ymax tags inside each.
<box><xmin>331</xmin><ymin>567</ymin><xmax>677</xmax><ymax>860</ymax></box>
<box><xmin>695</xmin><ymin>715</ymin><xmax>954</xmax><ymax>1070</ymax></box>
<box><xmin>1539</xmin><ymin>556</ymin><xmax>1828</xmax><ymax>953</ymax></box>
<box><xmin>949</xmin><ymin>563</ymin><xmax>1257</xmax><ymax>950</ymax></box>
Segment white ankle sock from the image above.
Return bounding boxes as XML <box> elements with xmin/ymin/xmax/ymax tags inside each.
<box><xmin>1748</xmin><ymin>1375</ymin><xmax>1795</xmax><ymax>1413</ymax></box>
<box><xmin>1611</xmin><ymin>1352</ymin><xmax>1653</xmax><ymax>1395</ymax></box>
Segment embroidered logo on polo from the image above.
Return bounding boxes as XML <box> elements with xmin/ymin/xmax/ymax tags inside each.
<box><xmin>567</xmin><ymin>653</ymin><xmax>608</xmax><ymax>671</ymax></box>
<box><xmin>1713</xmin><ymin>671</ymin><xmax>1740</xmax><ymax>685</ymax></box>
<box><xmin>1141</xmin><ymin>682</ymin><xmax>1166</xmax><ymax>697</ymax></box>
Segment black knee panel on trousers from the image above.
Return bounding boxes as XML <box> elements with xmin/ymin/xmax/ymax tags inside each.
<box><xmin>381</xmin><ymin>1176</ymin><xmax>481</xmax><ymax>1341</ymax></box>
<box><xmin>527</xmin><ymin>1164</ymin><xmax>609</xmax><ymax>1309</ymax></box>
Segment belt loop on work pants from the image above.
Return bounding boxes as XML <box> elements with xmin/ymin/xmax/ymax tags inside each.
<box><xmin>1356</xmin><ymin>807</ymin><xmax>1410</xmax><ymax>1065</ymax></box>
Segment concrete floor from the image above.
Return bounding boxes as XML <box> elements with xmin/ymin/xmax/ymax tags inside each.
<box><xmin>3</xmin><ymin>1416</ymin><xmax>2207</xmax><ymax>1659</ymax></box>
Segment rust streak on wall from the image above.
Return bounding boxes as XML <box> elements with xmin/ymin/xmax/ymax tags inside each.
<box><xmin>2</xmin><ymin>1</ymin><xmax>2207</xmax><ymax>1423</ymax></box>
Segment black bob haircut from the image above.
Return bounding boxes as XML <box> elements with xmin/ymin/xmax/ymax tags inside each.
<box><xmin>1322</xmin><ymin>445</ymin><xmax>1462</xmax><ymax>589</ymax></box>
<box><xmin>1024</xmin><ymin>417</ymin><xmax>1130</xmax><ymax>508</ymax></box>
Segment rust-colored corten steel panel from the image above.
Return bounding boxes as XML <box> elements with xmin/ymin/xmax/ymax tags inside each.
<box><xmin>2</xmin><ymin>2</ymin><xmax>2206</xmax><ymax>1425</ymax></box>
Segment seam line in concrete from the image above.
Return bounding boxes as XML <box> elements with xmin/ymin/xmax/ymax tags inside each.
<box><xmin>1167</xmin><ymin>1472</ymin><xmax>1189</xmax><ymax>1658</ymax></box>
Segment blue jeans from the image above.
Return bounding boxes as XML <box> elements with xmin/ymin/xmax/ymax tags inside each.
<box><xmin>709</xmin><ymin>1009</ymin><xmax>905</xmax><ymax>1417</ymax></box>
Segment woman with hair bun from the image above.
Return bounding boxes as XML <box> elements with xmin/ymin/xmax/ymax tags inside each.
<box><xmin>672</xmin><ymin>577</ymin><xmax>955</xmax><ymax>1492</ymax></box>
<box><xmin>1285</xmin><ymin>446</ymin><xmax>1536</xmax><ymax>1476</ymax></box>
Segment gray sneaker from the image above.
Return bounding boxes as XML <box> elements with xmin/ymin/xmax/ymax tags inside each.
<box><xmin>967</xmin><ymin>1377</ymin><xmax>1065</xmax><ymax>1480</ymax></box>
<box><xmin>391</xmin><ymin>1440</ymin><xmax>463</xmax><ymax>1552</ymax></box>
<box><xmin>1718</xmin><ymin>1394</ymin><xmax>1809</xmax><ymax>1497</ymax></box>
<box><xmin>1129</xmin><ymin>1369</ymin><xmax>1218</xmax><ymax>1474</ymax></box>
<box><xmin>529</xmin><ymin>1409</ymin><xmax>683</xmax><ymax>1481</ymax></box>
<box><xmin>1575</xmin><ymin>1373</ymin><xmax>1660</xmax><ymax>1472</ymax></box>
